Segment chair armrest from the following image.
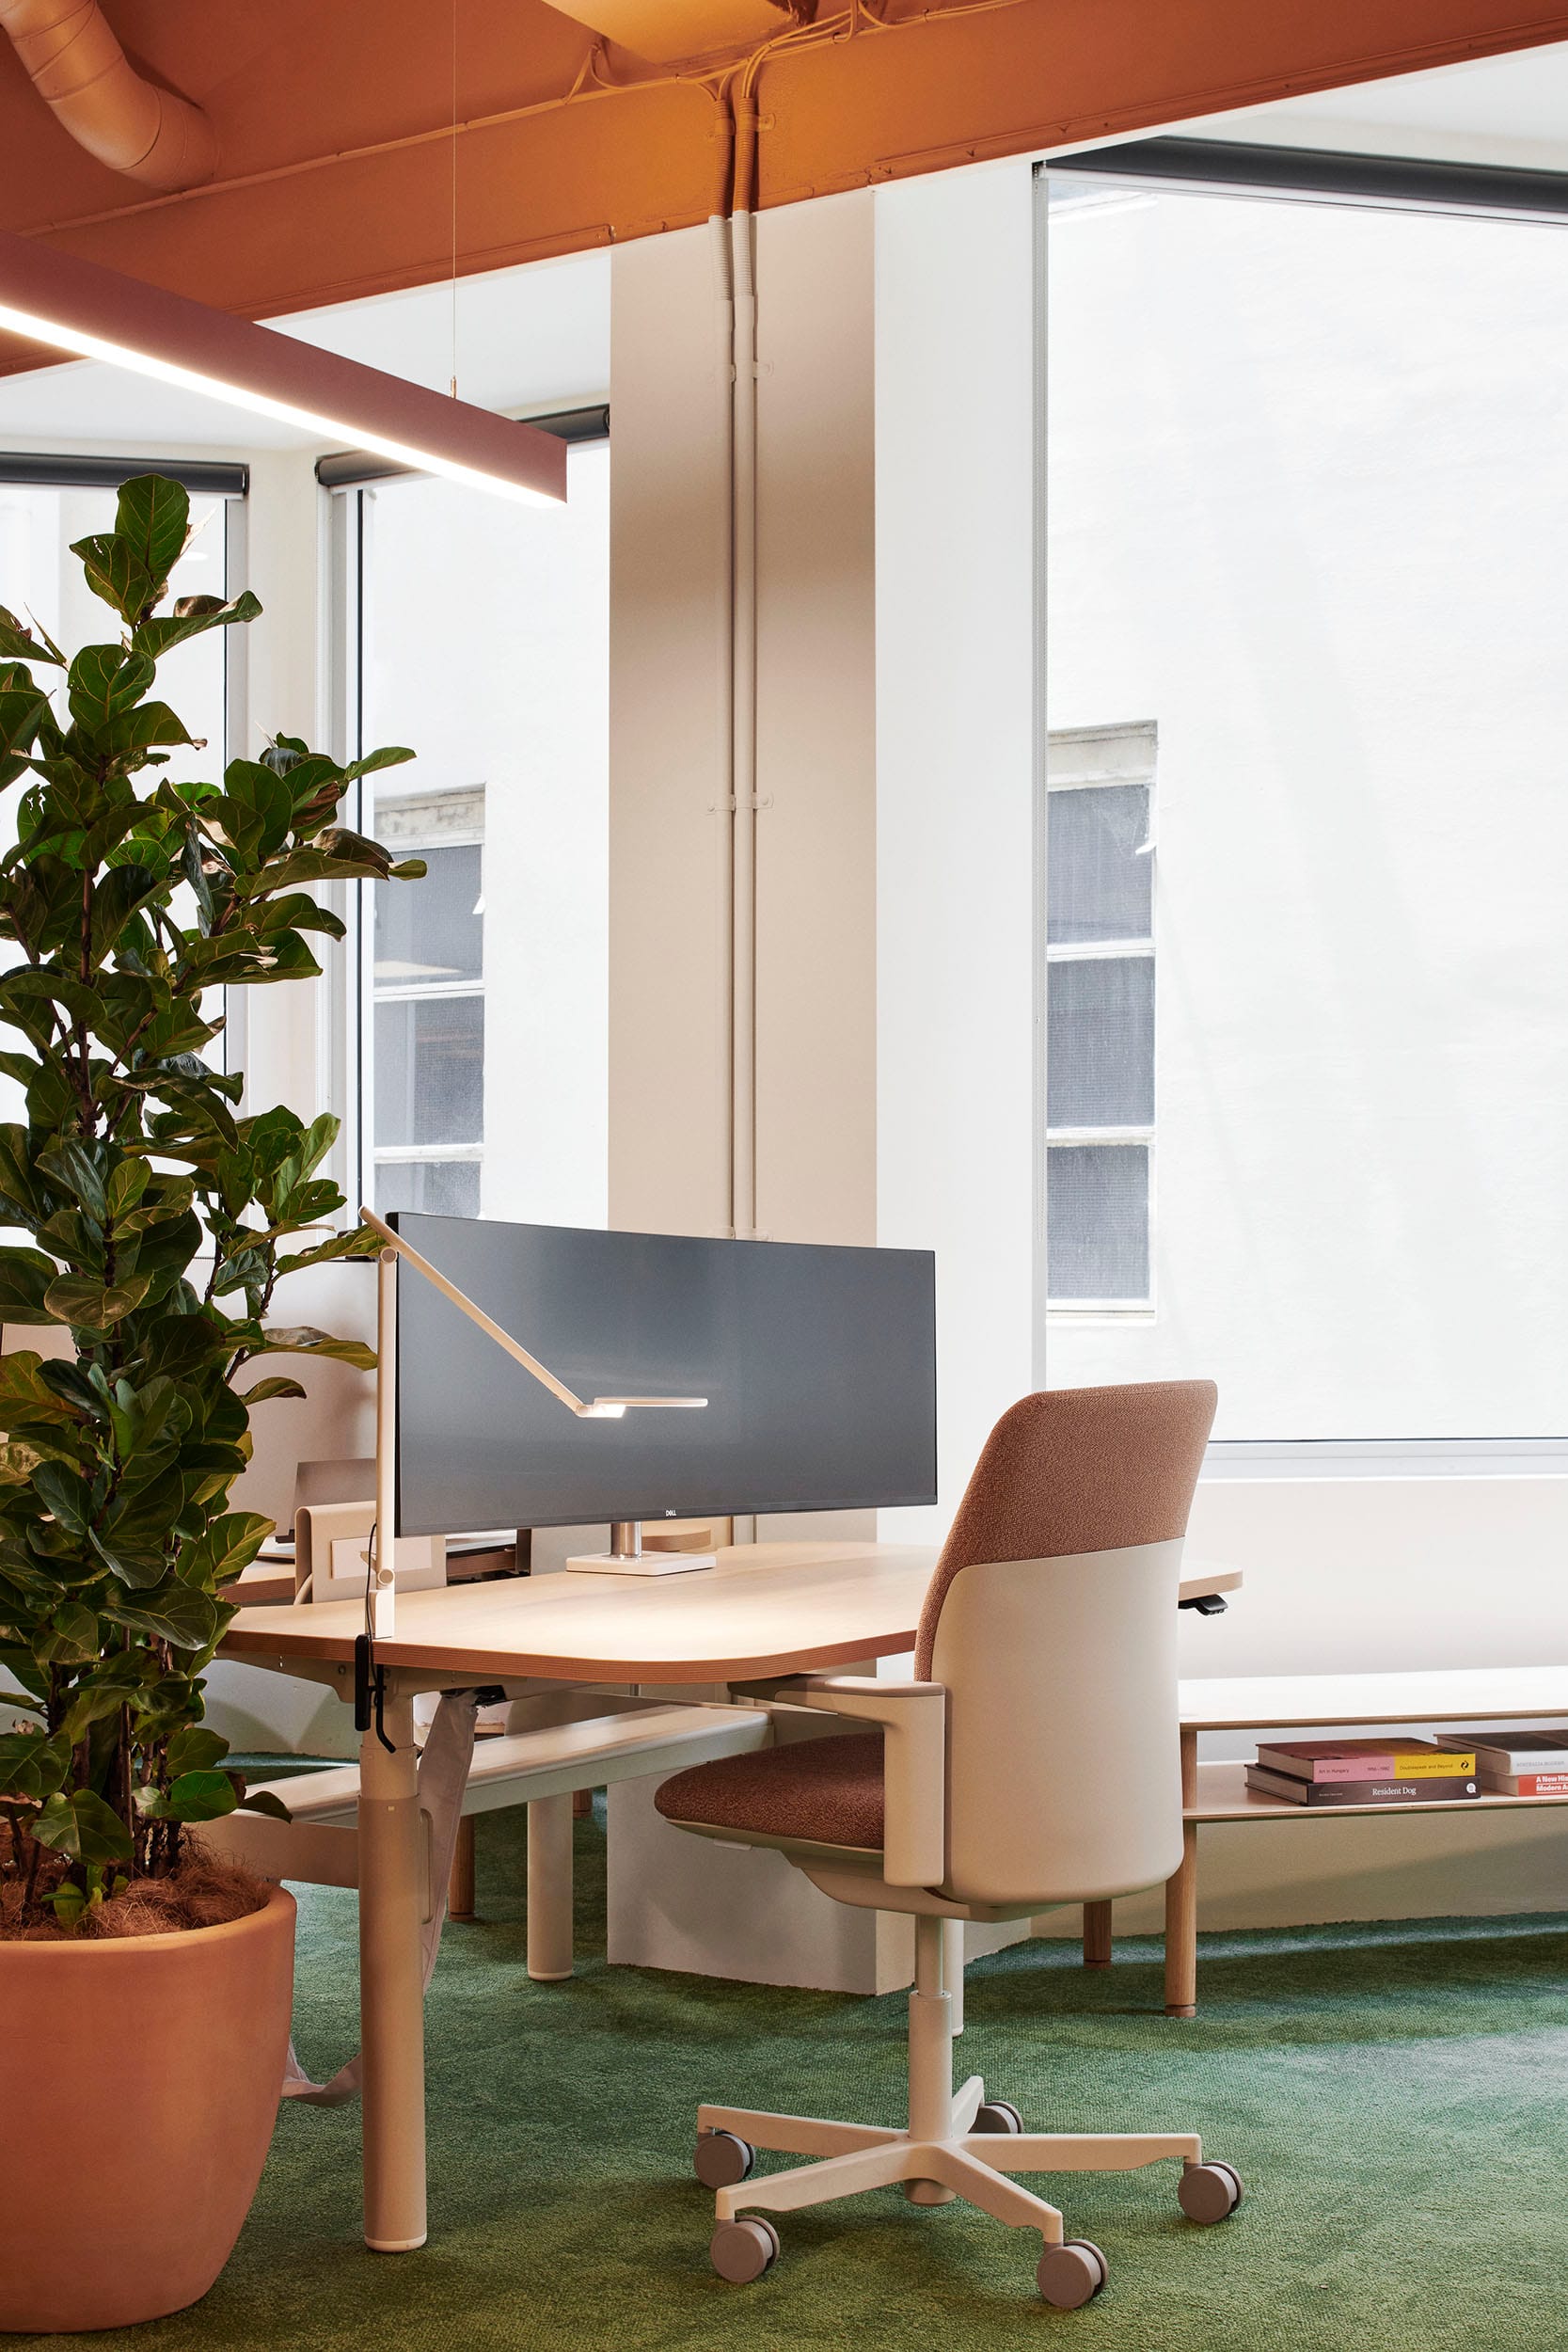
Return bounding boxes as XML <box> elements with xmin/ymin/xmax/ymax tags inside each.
<box><xmin>760</xmin><ymin>1673</ymin><xmax>946</xmax><ymax>1889</ymax></box>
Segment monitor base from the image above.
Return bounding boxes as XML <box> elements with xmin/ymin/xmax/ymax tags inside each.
<box><xmin>565</xmin><ymin>1549</ymin><xmax>718</xmax><ymax>1577</ymax></box>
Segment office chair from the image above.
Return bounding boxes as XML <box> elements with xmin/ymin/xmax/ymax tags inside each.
<box><xmin>654</xmin><ymin>1380</ymin><xmax>1241</xmax><ymax>2309</ymax></box>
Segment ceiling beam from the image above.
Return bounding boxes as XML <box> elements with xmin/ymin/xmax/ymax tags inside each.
<box><xmin>1</xmin><ymin>0</ymin><xmax>1566</xmax><ymax>375</ymax></box>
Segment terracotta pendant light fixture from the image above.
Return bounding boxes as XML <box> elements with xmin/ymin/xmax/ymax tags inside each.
<box><xmin>0</xmin><ymin>227</ymin><xmax>568</xmax><ymax>504</ymax></box>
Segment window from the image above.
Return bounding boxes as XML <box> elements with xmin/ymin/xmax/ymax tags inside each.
<box><xmin>1045</xmin><ymin>723</ymin><xmax>1156</xmax><ymax>1308</ymax></box>
<box><xmin>372</xmin><ymin>789</ymin><xmax>484</xmax><ymax>1216</ymax></box>
<box><xmin>335</xmin><ymin>431</ymin><xmax>610</xmax><ymax>1229</ymax></box>
<box><xmin>1043</xmin><ymin>159</ymin><xmax>1568</xmax><ymax>1441</ymax></box>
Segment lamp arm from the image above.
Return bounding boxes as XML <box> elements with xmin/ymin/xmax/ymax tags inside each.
<box><xmin>360</xmin><ymin>1207</ymin><xmax>592</xmax><ymax>1416</ymax></box>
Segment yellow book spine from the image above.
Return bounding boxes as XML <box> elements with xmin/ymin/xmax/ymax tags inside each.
<box><xmin>1394</xmin><ymin>1751</ymin><xmax>1476</xmax><ymax>1777</ymax></box>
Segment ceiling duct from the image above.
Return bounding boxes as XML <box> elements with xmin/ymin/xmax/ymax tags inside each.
<box><xmin>0</xmin><ymin>0</ymin><xmax>214</xmax><ymax>189</ymax></box>
<box><xmin>546</xmin><ymin>0</ymin><xmax>811</xmax><ymax>66</ymax></box>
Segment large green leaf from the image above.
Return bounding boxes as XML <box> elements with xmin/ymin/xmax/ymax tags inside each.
<box><xmin>101</xmin><ymin>1584</ymin><xmax>221</xmax><ymax>1650</ymax></box>
<box><xmin>98</xmin><ymin>702</ymin><xmax>198</xmax><ymax>758</ymax></box>
<box><xmin>166</xmin><ymin>1724</ymin><xmax>228</xmax><ymax>1776</ymax></box>
<box><xmin>37</xmin><ymin>1139</ymin><xmax>109</xmax><ymax>1224</ymax></box>
<box><xmin>159</xmin><ymin>1769</ymin><xmax>238</xmax><ymax>1824</ymax></box>
<box><xmin>68</xmin><ymin>644</ymin><xmax>155</xmax><ymax>732</ymax></box>
<box><xmin>135</xmin><ymin>588</ymin><xmax>261</xmax><ymax>659</ymax></box>
<box><xmin>30</xmin><ymin>1457</ymin><xmax>95</xmax><ymax>1534</ymax></box>
<box><xmin>0</xmin><ymin>1248</ymin><xmax>63</xmax><ymax>1324</ymax></box>
<box><xmin>0</xmin><ymin>1727</ymin><xmax>70</xmax><ymax>1800</ymax></box>
<box><xmin>43</xmin><ymin>1272</ymin><xmax>151</xmax><ymax>1330</ymax></box>
<box><xmin>32</xmin><ymin>1788</ymin><xmax>135</xmax><ymax>1865</ymax></box>
<box><xmin>0</xmin><ymin>682</ymin><xmax>49</xmax><ymax>787</ymax></box>
<box><xmin>114</xmin><ymin>474</ymin><xmax>190</xmax><ymax>588</ymax></box>
<box><xmin>178</xmin><ymin>1510</ymin><xmax>274</xmax><ymax>1589</ymax></box>
<box><xmin>0</xmin><ymin>605</ymin><xmax>63</xmax><ymax>667</ymax></box>
<box><xmin>70</xmin><ymin>533</ymin><xmax>156</xmax><ymax>625</ymax></box>
<box><xmin>255</xmin><ymin>1326</ymin><xmax>376</xmax><ymax>1370</ymax></box>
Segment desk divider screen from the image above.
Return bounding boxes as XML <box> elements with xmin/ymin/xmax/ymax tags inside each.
<box><xmin>389</xmin><ymin>1214</ymin><xmax>938</xmax><ymax>1537</ymax></box>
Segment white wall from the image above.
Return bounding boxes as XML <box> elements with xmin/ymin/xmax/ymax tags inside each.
<box><xmin>875</xmin><ymin>162</ymin><xmax>1039</xmax><ymax>1541</ymax></box>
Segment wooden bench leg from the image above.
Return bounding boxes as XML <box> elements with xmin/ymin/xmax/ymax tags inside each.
<box><xmin>1164</xmin><ymin>1726</ymin><xmax>1198</xmax><ymax>2016</ymax></box>
<box><xmin>448</xmin><ymin>1816</ymin><xmax>477</xmax><ymax>1922</ymax></box>
<box><xmin>1083</xmin><ymin>1899</ymin><xmax>1113</xmax><ymax>1968</ymax></box>
<box><xmin>572</xmin><ymin>1787</ymin><xmax>593</xmax><ymax>1820</ymax></box>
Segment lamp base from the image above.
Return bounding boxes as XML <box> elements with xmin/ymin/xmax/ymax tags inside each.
<box><xmin>565</xmin><ymin>1549</ymin><xmax>718</xmax><ymax>1577</ymax></box>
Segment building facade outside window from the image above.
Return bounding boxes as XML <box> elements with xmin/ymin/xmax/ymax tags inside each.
<box><xmin>372</xmin><ymin>787</ymin><xmax>485</xmax><ymax>1216</ymax></box>
<box><xmin>1045</xmin><ymin>722</ymin><xmax>1156</xmax><ymax>1310</ymax></box>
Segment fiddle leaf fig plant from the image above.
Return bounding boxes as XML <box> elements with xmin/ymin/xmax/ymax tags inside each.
<box><xmin>0</xmin><ymin>474</ymin><xmax>422</xmax><ymax>1929</ymax></box>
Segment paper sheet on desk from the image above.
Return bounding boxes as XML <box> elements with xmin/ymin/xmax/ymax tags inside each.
<box><xmin>281</xmin><ymin>1690</ymin><xmax>479</xmax><ymax>2106</ymax></box>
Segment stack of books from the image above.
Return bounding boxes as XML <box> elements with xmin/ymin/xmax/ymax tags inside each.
<box><xmin>1245</xmin><ymin>1739</ymin><xmax>1479</xmax><ymax>1806</ymax></box>
<box><xmin>1436</xmin><ymin>1728</ymin><xmax>1568</xmax><ymax>1797</ymax></box>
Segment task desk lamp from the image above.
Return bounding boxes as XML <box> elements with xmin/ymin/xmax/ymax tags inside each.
<box><xmin>361</xmin><ymin>1209</ymin><xmax>710</xmax><ymax>1632</ymax></box>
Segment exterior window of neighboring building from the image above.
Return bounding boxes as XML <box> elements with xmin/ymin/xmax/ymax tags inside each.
<box><xmin>371</xmin><ymin>787</ymin><xmax>484</xmax><ymax>1216</ymax></box>
<box><xmin>1045</xmin><ymin>722</ymin><xmax>1156</xmax><ymax>1308</ymax></box>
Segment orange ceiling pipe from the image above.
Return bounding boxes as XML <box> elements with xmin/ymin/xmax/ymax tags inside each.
<box><xmin>0</xmin><ymin>0</ymin><xmax>214</xmax><ymax>191</ymax></box>
<box><xmin>1</xmin><ymin>0</ymin><xmax>1568</xmax><ymax>373</ymax></box>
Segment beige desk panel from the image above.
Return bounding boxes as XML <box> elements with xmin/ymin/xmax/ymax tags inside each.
<box><xmin>223</xmin><ymin>1543</ymin><xmax>1242</xmax><ymax>1687</ymax></box>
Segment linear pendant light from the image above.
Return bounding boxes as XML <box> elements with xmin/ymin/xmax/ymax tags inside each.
<box><xmin>0</xmin><ymin>229</ymin><xmax>567</xmax><ymax>506</ymax></box>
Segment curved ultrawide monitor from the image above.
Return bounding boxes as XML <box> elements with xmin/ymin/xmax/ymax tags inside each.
<box><xmin>390</xmin><ymin>1214</ymin><xmax>938</xmax><ymax>1536</ymax></box>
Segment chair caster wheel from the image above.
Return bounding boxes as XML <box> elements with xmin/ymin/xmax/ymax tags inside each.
<box><xmin>1178</xmin><ymin>2160</ymin><xmax>1243</xmax><ymax>2224</ymax></box>
<box><xmin>695</xmin><ymin>2130</ymin><xmax>755</xmax><ymax>2188</ymax></box>
<box><xmin>1037</xmin><ymin>2239</ymin><xmax>1108</xmax><ymax>2310</ymax></box>
<box><xmin>710</xmin><ymin>2217</ymin><xmax>780</xmax><ymax>2283</ymax></box>
<box><xmin>974</xmin><ymin>2098</ymin><xmax>1023</xmax><ymax>2134</ymax></box>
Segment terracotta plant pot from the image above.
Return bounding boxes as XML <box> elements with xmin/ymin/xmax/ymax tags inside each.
<box><xmin>0</xmin><ymin>1881</ymin><xmax>295</xmax><ymax>2333</ymax></box>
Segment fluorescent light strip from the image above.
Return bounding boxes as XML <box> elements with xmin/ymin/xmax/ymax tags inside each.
<box><xmin>0</xmin><ymin>230</ymin><xmax>566</xmax><ymax>508</ymax></box>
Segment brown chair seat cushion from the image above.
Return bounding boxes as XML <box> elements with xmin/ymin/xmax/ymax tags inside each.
<box><xmin>655</xmin><ymin>1731</ymin><xmax>885</xmax><ymax>1851</ymax></box>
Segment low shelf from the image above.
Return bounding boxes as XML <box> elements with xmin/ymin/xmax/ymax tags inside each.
<box><xmin>1188</xmin><ymin>1758</ymin><xmax>1568</xmax><ymax>1823</ymax></box>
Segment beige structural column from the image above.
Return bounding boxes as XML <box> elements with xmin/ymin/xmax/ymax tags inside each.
<box><xmin>752</xmin><ymin>191</ymin><xmax>878</xmax><ymax>1250</ymax></box>
<box><xmin>608</xmin><ymin>225</ymin><xmax>736</xmax><ymax>1241</ymax></box>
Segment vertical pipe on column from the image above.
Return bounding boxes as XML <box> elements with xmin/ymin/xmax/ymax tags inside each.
<box><xmin>729</xmin><ymin>90</ymin><xmax>759</xmax><ymax>1245</ymax></box>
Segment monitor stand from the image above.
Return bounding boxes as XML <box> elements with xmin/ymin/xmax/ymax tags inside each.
<box><xmin>565</xmin><ymin>1521</ymin><xmax>718</xmax><ymax>1577</ymax></box>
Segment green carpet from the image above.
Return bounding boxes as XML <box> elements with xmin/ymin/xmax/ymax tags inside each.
<box><xmin>31</xmin><ymin>1807</ymin><xmax>1568</xmax><ymax>2351</ymax></box>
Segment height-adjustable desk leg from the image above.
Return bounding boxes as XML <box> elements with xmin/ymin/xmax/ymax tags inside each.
<box><xmin>358</xmin><ymin>1686</ymin><xmax>428</xmax><ymax>2250</ymax></box>
<box><xmin>527</xmin><ymin>1794</ymin><xmax>575</xmax><ymax>1981</ymax></box>
<box><xmin>1164</xmin><ymin>1725</ymin><xmax>1199</xmax><ymax>2017</ymax></box>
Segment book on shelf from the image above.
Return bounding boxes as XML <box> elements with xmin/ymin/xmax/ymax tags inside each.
<box><xmin>1435</xmin><ymin>1729</ymin><xmax>1568</xmax><ymax>1775</ymax></box>
<box><xmin>1245</xmin><ymin>1764</ymin><xmax>1480</xmax><ymax>1807</ymax></box>
<box><xmin>1477</xmin><ymin>1770</ymin><xmax>1568</xmax><ymax>1799</ymax></box>
<box><xmin>1254</xmin><ymin>1739</ymin><xmax>1476</xmax><ymax>1785</ymax></box>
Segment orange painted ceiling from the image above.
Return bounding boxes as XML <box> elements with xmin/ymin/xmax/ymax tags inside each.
<box><xmin>3</xmin><ymin>0</ymin><xmax>1568</xmax><ymax>374</ymax></box>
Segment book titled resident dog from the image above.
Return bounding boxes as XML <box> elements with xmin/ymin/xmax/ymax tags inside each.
<box><xmin>1245</xmin><ymin>1764</ymin><xmax>1481</xmax><ymax>1807</ymax></box>
<box><xmin>1253</xmin><ymin>1739</ymin><xmax>1477</xmax><ymax>1784</ymax></box>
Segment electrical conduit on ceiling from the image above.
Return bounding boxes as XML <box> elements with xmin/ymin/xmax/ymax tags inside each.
<box><xmin>0</xmin><ymin>0</ymin><xmax>214</xmax><ymax>190</ymax></box>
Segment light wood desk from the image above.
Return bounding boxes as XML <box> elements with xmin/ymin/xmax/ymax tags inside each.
<box><xmin>222</xmin><ymin>1542</ymin><xmax>1240</xmax><ymax>2251</ymax></box>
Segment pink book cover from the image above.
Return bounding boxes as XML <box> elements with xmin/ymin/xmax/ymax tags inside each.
<box><xmin>1256</xmin><ymin>1739</ymin><xmax>1419</xmax><ymax>1784</ymax></box>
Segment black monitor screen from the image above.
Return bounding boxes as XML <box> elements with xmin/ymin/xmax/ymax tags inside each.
<box><xmin>390</xmin><ymin>1214</ymin><xmax>937</xmax><ymax>1535</ymax></box>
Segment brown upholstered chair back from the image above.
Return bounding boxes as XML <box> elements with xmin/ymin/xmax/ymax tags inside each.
<box><xmin>914</xmin><ymin>1381</ymin><xmax>1216</xmax><ymax>1679</ymax></box>
<box><xmin>916</xmin><ymin>1381</ymin><xmax>1217</xmax><ymax>1907</ymax></box>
